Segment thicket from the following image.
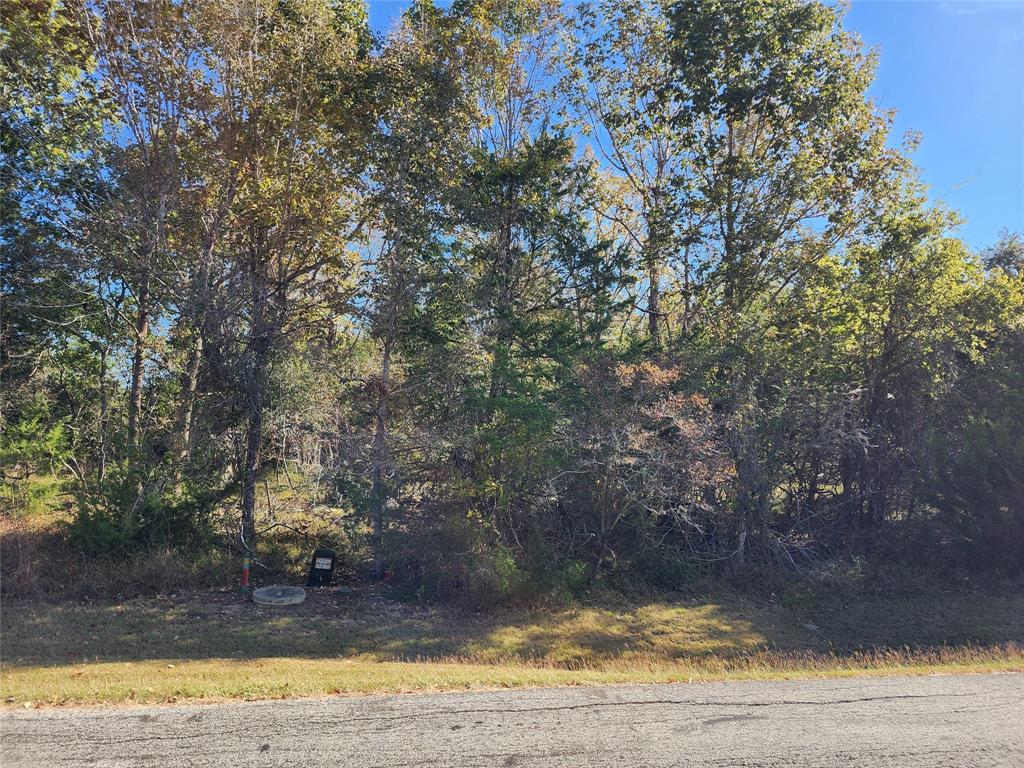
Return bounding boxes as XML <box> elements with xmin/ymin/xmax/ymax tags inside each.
<box><xmin>2</xmin><ymin>0</ymin><xmax>1022</xmax><ymax>605</ymax></box>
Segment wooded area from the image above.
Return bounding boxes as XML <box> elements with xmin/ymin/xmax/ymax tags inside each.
<box><xmin>3</xmin><ymin>0</ymin><xmax>1022</xmax><ymax>605</ymax></box>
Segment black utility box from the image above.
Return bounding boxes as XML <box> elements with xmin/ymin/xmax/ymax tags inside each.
<box><xmin>306</xmin><ymin>548</ymin><xmax>336</xmax><ymax>587</ymax></box>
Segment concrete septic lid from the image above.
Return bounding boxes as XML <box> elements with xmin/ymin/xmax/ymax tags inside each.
<box><xmin>252</xmin><ymin>585</ymin><xmax>306</xmax><ymax>606</ymax></box>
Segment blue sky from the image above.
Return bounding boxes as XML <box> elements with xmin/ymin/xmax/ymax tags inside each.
<box><xmin>845</xmin><ymin>0</ymin><xmax>1023</xmax><ymax>249</ymax></box>
<box><xmin>367</xmin><ymin>1</ymin><xmax>1023</xmax><ymax>250</ymax></box>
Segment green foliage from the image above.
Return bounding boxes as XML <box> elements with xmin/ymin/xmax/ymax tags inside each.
<box><xmin>632</xmin><ymin>549</ymin><xmax>702</xmax><ymax>590</ymax></box>
<box><xmin>2</xmin><ymin>0</ymin><xmax>1021</xmax><ymax>602</ymax></box>
<box><xmin>388</xmin><ymin>512</ymin><xmax>530</xmax><ymax>608</ymax></box>
<box><xmin>553</xmin><ymin>559</ymin><xmax>591</xmax><ymax>599</ymax></box>
<box><xmin>1</xmin><ymin>0</ymin><xmax>109</xmax><ymax>234</ymax></box>
<box><xmin>921</xmin><ymin>305</ymin><xmax>1024</xmax><ymax>573</ymax></box>
<box><xmin>0</xmin><ymin>395</ymin><xmax>68</xmax><ymax>476</ymax></box>
<box><xmin>68</xmin><ymin>464</ymin><xmax>219</xmax><ymax>556</ymax></box>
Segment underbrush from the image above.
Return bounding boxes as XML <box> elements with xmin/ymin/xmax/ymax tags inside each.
<box><xmin>0</xmin><ymin>471</ymin><xmax>358</xmax><ymax>601</ymax></box>
<box><xmin>2</xmin><ymin>472</ymin><xmax>1019</xmax><ymax>606</ymax></box>
<box><xmin>0</xmin><ymin>514</ymin><xmax>361</xmax><ymax>602</ymax></box>
<box><xmin>0</xmin><ymin>517</ymin><xmax>236</xmax><ymax>601</ymax></box>
<box><xmin>5</xmin><ymin>510</ymin><xmax>1015</xmax><ymax>606</ymax></box>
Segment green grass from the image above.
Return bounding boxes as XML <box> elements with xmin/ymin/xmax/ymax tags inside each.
<box><xmin>2</xmin><ymin>473</ymin><xmax>1021</xmax><ymax>706</ymax></box>
<box><xmin>3</xmin><ymin>588</ymin><xmax>1022</xmax><ymax>706</ymax></box>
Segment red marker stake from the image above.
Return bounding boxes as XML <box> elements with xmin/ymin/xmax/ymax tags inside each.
<box><xmin>240</xmin><ymin>556</ymin><xmax>252</xmax><ymax>598</ymax></box>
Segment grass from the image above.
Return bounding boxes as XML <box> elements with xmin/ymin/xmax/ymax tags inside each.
<box><xmin>2</xmin><ymin>588</ymin><xmax>1022</xmax><ymax>707</ymax></box>
<box><xmin>2</xmin><ymin>474</ymin><xmax>1021</xmax><ymax>707</ymax></box>
<box><xmin>5</xmin><ymin>652</ymin><xmax>1022</xmax><ymax>708</ymax></box>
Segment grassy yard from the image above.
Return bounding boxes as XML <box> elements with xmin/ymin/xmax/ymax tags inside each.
<box><xmin>3</xmin><ymin>587</ymin><xmax>1022</xmax><ymax>706</ymax></box>
<box><xmin>3</xmin><ymin>475</ymin><xmax>1021</xmax><ymax>707</ymax></box>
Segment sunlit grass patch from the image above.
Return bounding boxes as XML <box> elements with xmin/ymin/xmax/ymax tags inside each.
<box><xmin>466</xmin><ymin>603</ymin><xmax>773</xmax><ymax>665</ymax></box>
<box><xmin>2</xmin><ymin>588</ymin><xmax>1023</xmax><ymax>707</ymax></box>
<box><xmin>3</xmin><ymin>646</ymin><xmax>1021</xmax><ymax>708</ymax></box>
<box><xmin>0</xmin><ymin>473</ymin><xmax>68</xmax><ymax>524</ymax></box>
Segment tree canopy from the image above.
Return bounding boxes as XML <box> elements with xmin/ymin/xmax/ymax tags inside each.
<box><xmin>2</xmin><ymin>0</ymin><xmax>1021</xmax><ymax>601</ymax></box>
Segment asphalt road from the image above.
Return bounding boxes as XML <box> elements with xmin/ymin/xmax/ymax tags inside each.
<box><xmin>2</xmin><ymin>673</ymin><xmax>1022</xmax><ymax>767</ymax></box>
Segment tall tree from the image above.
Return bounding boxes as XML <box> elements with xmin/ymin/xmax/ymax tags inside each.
<box><xmin>571</xmin><ymin>0</ymin><xmax>685</xmax><ymax>348</ymax></box>
<box><xmin>87</xmin><ymin>0</ymin><xmax>202</xmax><ymax>451</ymax></box>
<box><xmin>360</xmin><ymin>1</ymin><xmax>478</xmax><ymax>577</ymax></box>
<box><xmin>1</xmin><ymin>0</ymin><xmax>111</xmax><ymax>487</ymax></box>
<box><xmin>450</xmin><ymin>0</ymin><xmax>628</xmax><ymax>547</ymax></box>
<box><xmin>663</xmin><ymin>0</ymin><xmax>900</xmax><ymax>565</ymax></box>
<box><xmin>196</xmin><ymin>0</ymin><xmax>371</xmax><ymax>548</ymax></box>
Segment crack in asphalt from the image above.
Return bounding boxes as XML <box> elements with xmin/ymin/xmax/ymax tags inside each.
<box><xmin>2</xmin><ymin>676</ymin><xmax>1021</xmax><ymax>768</ymax></box>
<box><xmin>9</xmin><ymin>726</ymin><xmax>253</xmax><ymax>747</ymax></box>
<box><xmin>7</xmin><ymin>690</ymin><xmax>976</xmax><ymax>738</ymax></box>
<box><xmin>3</xmin><ymin>691</ymin><xmax>978</xmax><ymax>752</ymax></box>
<box><xmin>301</xmin><ymin>691</ymin><xmax>973</xmax><ymax>727</ymax></box>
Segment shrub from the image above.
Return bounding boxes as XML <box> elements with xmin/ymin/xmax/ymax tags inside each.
<box><xmin>920</xmin><ymin>326</ymin><xmax>1024</xmax><ymax>575</ymax></box>
<box><xmin>68</xmin><ymin>463</ymin><xmax>219</xmax><ymax>556</ymax></box>
<box><xmin>387</xmin><ymin>511</ymin><xmax>531</xmax><ymax>608</ymax></box>
<box><xmin>552</xmin><ymin>360</ymin><xmax>732</xmax><ymax>580</ymax></box>
<box><xmin>633</xmin><ymin>548</ymin><xmax>701</xmax><ymax>590</ymax></box>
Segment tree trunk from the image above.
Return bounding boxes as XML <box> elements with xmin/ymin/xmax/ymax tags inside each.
<box><xmin>176</xmin><ymin>217</ymin><xmax>222</xmax><ymax>469</ymax></box>
<box><xmin>722</xmin><ymin>116</ymin><xmax>740</xmax><ymax>315</ymax></box>
<box><xmin>176</xmin><ymin>331</ymin><xmax>203</xmax><ymax>467</ymax></box>
<box><xmin>240</xmin><ymin>336</ymin><xmax>266</xmax><ymax>550</ymax></box>
<box><xmin>488</xmin><ymin>209</ymin><xmax>515</xmax><ymax>400</ymax></box>
<box><xmin>127</xmin><ymin>278</ymin><xmax>150</xmax><ymax>449</ymax></box>
<box><xmin>733</xmin><ymin>522</ymin><xmax>747</xmax><ymax>570</ymax></box>
<box><xmin>836</xmin><ymin>449</ymin><xmax>859</xmax><ymax>535</ymax></box>
<box><xmin>98</xmin><ymin>345</ymin><xmax>109</xmax><ymax>482</ymax></box>
<box><xmin>728</xmin><ymin>415</ymin><xmax>762</xmax><ymax>570</ymax></box>
<box><xmin>240</xmin><ymin>321</ymin><xmax>271</xmax><ymax>551</ymax></box>
<box><xmin>805</xmin><ymin>452</ymin><xmax>820</xmax><ymax>520</ymax></box>
<box><xmin>647</xmin><ymin>259</ymin><xmax>661</xmax><ymax>350</ymax></box>
<box><xmin>369</xmin><ymin>339</ymin><xmax>392</xmax><ymax>580</ymax></box>
<box><xmin>240</xmin><ymin>398</ymin><xmax>262</xmax><ymax>550</ymax></box>
<box><xmin>644</xmin><ymin>191</ymin><xmax>666</xmax><ymax>350</ymax></box>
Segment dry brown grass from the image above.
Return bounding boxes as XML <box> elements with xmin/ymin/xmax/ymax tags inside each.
<box><xmin>0</xmin><ymin>472</ymin><xmax>343</xmax><ymax>601</ymax></box>
<box><xmin>5</xmin><ymin>648</ymin><xmax>1022</xmax><ymax>708</ymax></box>
<box><xmin>2</xmin><ymin>587</ymin><xmax>1022</xmax><ymax>707</ymax></box>
<box><xmin>3</xmin><ymin>474</ymin><xmax>1023</xmax><ymax>707</ymax></box>
<box><xmin>0</xmin><ymin>514</ymin><xmax>236</xmax><ymax>601</ymax></box>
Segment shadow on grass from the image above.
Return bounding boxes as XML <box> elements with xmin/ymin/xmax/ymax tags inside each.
<box><xmin>3</xmin><ymin>588</ymin><xmax>1022</xmax><ymax>670</ymax></box>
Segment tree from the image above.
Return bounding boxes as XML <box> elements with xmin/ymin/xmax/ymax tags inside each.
<box><xmin>555</xmin><ymin>360</ymin><xmax>731</xmax><ymax>580</ymax></box>
<box><xmin>447</xmin><ymin>0</ymin><xmax>629</xmax><ymax>550</ymax></box>
<box><xmin>195</xmin><ymin>0</ymin><xmax>371</xmax><ymax>548</ymax></box>
<box><xmin>662</xmin><ymin>0</ymin><xmax>901</xmax><ymax>565</ymax></box>
<box><xmin>4</xmin><ymin>0</ymin><xmax>1022</xmax><ymax>589</ymax></box>
<box><xmin>570</xmin><ymin>0</ymin><xmax>685</xmax><ymax>348</ymax></box>
<box><xmin>359</xmin><ymin>0</ymin><xmax>479</xmax><ymax>577</ymax></box>
<box><xmin>921</xmin><ymin>276</ymin><xmax>1024</xmax><ymax>573</ymax></box>
<box><xmin>86</xmin><ymin>0</ymin><xmax>206</xmax><ymax>451</ymax></box>
<box><xmin>1</xmin><ymin>0</ymin><xmax>111</xmax><ymax>493</ymax></box>
<box><xmin>982</xmin><ymin>230</ymin><xmax>1023</xmax><ymax>278</ymax></box>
